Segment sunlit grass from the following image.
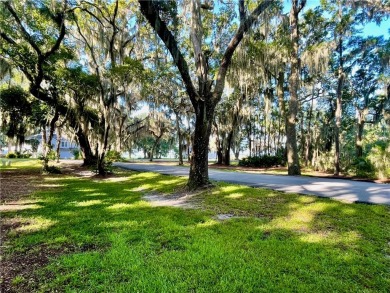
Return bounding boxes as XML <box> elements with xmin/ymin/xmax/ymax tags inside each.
<box><xmin>0</xmin><ymin>158</ymin><xmax>41</xmax><ymax>170</ymax></box>
<box><xmin>2</xmin><ymin>164</ymin><xmax>390</xmax><ymax>292</ymax></box>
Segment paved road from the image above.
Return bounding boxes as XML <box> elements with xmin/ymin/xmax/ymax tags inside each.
<box><xmin>114</xmin><ymin>162</ymin><xmax>390</xmax><ymax>205</ymax></box>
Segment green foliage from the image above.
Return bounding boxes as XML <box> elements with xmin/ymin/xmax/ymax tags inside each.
<box><xmin>0</xmin><ymin>86</ymin><xmax>32</xmax><ymax>140</ymax></box>
<box><xmin>6</xmin><ymin>152</ymin><xmax>17</xmax><ymax>158</ymax></box>
<box><xmin>6</xmin><ymin>152</ymin><xmax>32</xmax><ymax>159</ymax></box>
<box><xmin>47</xmin><ymin>150</ymin><xmax>57</xmax><ymax>161</ymax></box>
<box><xmin>367</xmin><ymin>140</ymin><xmax>390</xmax><ymax>179</ymax></box>
<box><xmin>43</xmin><ymin>165</ymin><xmax>62</xmax><ymax>174</ymax></box>
<box><xmin>348</xmin><ymin>157</ymin><xmax>376</xmax><ymax>179</ymax></box>
<box><xmin>105</xmin><ymin>150</ymin><xmax>122</xmax><ymax>163</ymax></box>
<box><xmin>72</xmin><ymin>149</ymin><xmax>81</xmax><ymax>160</ymax></box>
<box><xmin>239</xmin><ymin>155</ymin><xmax>285</xmax><ymax>168</ymax></box>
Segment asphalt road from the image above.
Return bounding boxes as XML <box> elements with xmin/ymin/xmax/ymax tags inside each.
<box><xmin>114</xmin><ymin>162</ymin><xmax>390</xmax><ymax>205</ymax></box>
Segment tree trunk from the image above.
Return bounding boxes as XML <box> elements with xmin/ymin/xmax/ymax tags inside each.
<box><xmin>356</xmin><ymin>109</ymin><xmax>365</xmax><ymax>157</ymax></box>
<box><xmin>175</xmin><ymin>112</ymin><xmax>184</xmax><ymax>165</ymax></box>
<box><xmin>188</xmin><ymin>100</ymin><xmax>214</xmax><ymax>190</ymax></box>
<box><xmin>286</xmin><ymin>1</ymin><xmax>304</xmax><ymax>176</ymax></box>
<box><xmin>56</xmin><ymin>127</ymin><xmax>62</xmax><ymax>163</ymax></box>
<box><xmin>42</xmin><ymin>126</ymin><xmax>49</xmax><ymax>170</ymax></box>
<box><xmin>223</xmin><ymin>130</ymin><xmax>234</xmax><ymax>166</ymax></box>
<box><xmin>75</xmin><ymin>128</ymin><xmax>97</xmax><ymax>166</ymax></box>
<box><xmin>149</xmin><ymin>135</ymin><xmax>162</xmax><ymax>162</ymax></box>
<box><xmin>334</xmin><ymin>3</ymin><xmax>344</xmax><ymax>175</ymax></box>
<box><xmin>214</xmin><ymin>130</ymin><xmax>223</xmax><ymax>164</ymax></box>
<box><xmin>305</xmin><ymin>98</ymin><xmax>314</xmax><ymax>166</ymax></box>
<box><xmin>277</xmin><ymin>70</ymin><xmax>286</xmax><ymax>153</ymax></box>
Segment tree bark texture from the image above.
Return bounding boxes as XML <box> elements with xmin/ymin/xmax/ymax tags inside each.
<box><xmin>334</xmin><ymin>37</ymin><xmax>344</xmax><ymax>175</ymax></box>
<box><xmin>287</xmin><ymin>0</ymin><xmax>305</xmax><ymax>175</ymax></box>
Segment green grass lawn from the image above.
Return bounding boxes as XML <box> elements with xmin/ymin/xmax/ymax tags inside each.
<box><xmin>1</xmin><ymin>161</ymin><xmax>390</xmax><ymax>292</ymax></box>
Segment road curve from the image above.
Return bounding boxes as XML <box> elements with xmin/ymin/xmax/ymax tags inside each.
<box><xmin>114</xmin><ymin>162</ymin><xmax>390</xmax><ymax>205</ymax></box>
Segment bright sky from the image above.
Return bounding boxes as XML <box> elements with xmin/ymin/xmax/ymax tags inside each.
<box><xmin>283</xmin><ymin>0</ymin><xmax>390</xmax><ymax>38</ymax></box>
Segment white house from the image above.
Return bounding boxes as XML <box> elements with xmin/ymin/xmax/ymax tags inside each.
<box><xmin>25</xmin><ymin>132</ymin><xmax>79</xmax><ymax>159</ymax></box>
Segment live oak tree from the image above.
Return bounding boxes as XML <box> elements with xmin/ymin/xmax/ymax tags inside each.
<box><xmin>0</xmin><ymin>0</ymin><xmax>98</xmax><ymax>167</ymax></box>
<box><xmin>138</xmin><ymin>0</ymin><xmax>273</xmax><ymax>189</ymax></box>
<box><xmin>72</xmin><ymin>0</ymin><xmax>144</xmax><ymax>174</ymax></box>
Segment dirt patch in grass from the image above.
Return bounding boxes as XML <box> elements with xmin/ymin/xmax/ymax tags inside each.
<box><xmin>0</xmin><ymin>172</ymin><xmax>43</xmax><ymax>204</ymax></box>
<box><xmin>143</xmin><ymin>189</ymin><xmax>204</xmax><ymax>209</ymax></box>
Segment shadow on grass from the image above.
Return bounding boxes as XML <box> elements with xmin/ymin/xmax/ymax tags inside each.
<box><xmin>1</xmin><ymin>171</ymin><xmax>389</xmax><ymax>292</ymax></box>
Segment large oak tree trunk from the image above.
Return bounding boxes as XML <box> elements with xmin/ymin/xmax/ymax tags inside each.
<box><xmin>286</xmin><ymin>0</ymin><xmax>304</xmax><ymax>176</ymax></box>
<box><xmin>188</xmin><ymin>100</ymin><xmax>214</xmax><ymax>190</ymax></box>
<box><xmin>75</xmin><ymin>128</ymin><xmax>97</xmax><ymax>166</ymax></box>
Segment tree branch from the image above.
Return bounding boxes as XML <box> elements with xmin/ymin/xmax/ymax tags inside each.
<box><xmin>213</xmin><ymin>0</ymin><xmax>273</xmax><ymax>103</ymax></box>
<box><xmin>3</xmin><ymin>1</ymin><xmax>42</xmax><ymax>56</ymax></box>
<box><xmin>42</xmin><ymin>4</ymin><xmax>67</xmax><ymax>60</ymax></box>
<box><xmin>0</xmin><ymin>32</ymin><xmax>17</xmax><ymax>45</ymax></box>
<box><xmin>138</xmin><ymin>0</ymin><xmax>198</xmax><ymax>106</ymax></box>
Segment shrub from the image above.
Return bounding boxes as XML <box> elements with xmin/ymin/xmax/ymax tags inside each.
<box><xmin>348</xmin><ymin>157</ymin><xmax>376</xmax><ymax>179</ymax></box>
<box><xmin>239</xmin><ymin>155</ymin><xmax>285</xmax><ymax>168</ymax></box>
<box><xmin>367</xmin><ymin>141</ymin><xmax>390</xmax><ymax>179</ymax></box>
<box><xmin>105</xmin><ymin>150</ymin><xmax>122</xmax><ymax>163</ymax></box>
<box><xmin>6</xmin><ymin>152</ymin><xmax>17</xmax><ymax>158</ymax></box>
<box><xmin>43</xmin><ymin>165</ymin><xmax>62</xmax><ymax>174</ymax></box>
<box><xmin>72</xmin><ymin>149</ymin><xmax>81</xmax><ymax>160</ymax></box>
<box><xmin>47</xmin><ymin>150</ymin><xmax>57</xmax><ymax>160</ymax></box>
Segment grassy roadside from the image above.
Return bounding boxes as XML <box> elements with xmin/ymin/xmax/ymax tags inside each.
<box><xmin>1</xmin><ymin>160</ymin><xmax>390</xmax><ymax>292</ymax></box>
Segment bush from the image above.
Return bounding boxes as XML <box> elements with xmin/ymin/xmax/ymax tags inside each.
<box><xmin>43</xmin><ymin>165</ymin><xmax>62</xmax><ymax>174</ymax></box>
<box><xmin>367</xmin><ymin>141</ymin><xmax>390</xmax><ymax>179</ymax></box>
<box><xmin>5</xmin><ymin>151</ymin><xmax>30</xmax><ymax>158</ymax></box>
<box><xmin>239</xmin><ymin>155</ymin><xmax>285</xmax><ymax>168</ymax></box>
<box><xmin>47</xmin><ymin>150</ymin><xmax>57</xmax><ymax>160</ymax></box>
<box><xmin>348</xmin><ymin>157</ymin><xmax>376</xmax><ymax>179</ymax></box>
<box><xmin>72</xmin><ymin>149</ymin><xmax>81</xmax><ymax>160</ymax></box>
<box><xmin>105</xmin><ymin>150</ymin><xmax>122</xmax><ymax>163</ymax></box>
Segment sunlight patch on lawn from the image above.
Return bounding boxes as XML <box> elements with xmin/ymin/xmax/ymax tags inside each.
<box><xmin>74</xmin><ymin>200</ymin><xmax>103</xmax><ymax>207</ymax></box>
<box><xmin>196</xmin><ymin>219</ymin><xmax>218</xmax><ymax>227</ymax></box>
<box><xmin>127</xmin><ymin>187</ymin><xmax>147</xmax><ymax>192</ymax></box>
<box><xmin>57</xmin><ymin>211</ymin><xmax>76</xmax><ymax>217</ymax></box>
<box><xmin>225</xmin><ymin>193</ymin><xmax>244</xmax><ymax>199</ymax></box>
<box><xmin>156</xmin><ymin>178</ymin><xmax>184</xmax><ymax>185</ymax></box>
<box><xmin>101</xmin><ymin>220</ymin><xmax>145</xmax><ymax>229</ymax></box>
<box><xmin>220</xmin><ymin>186</ymin><xmax>244</xmax><ymax>193</ymax></box>
<box><xmin>38</xmin><ymin>184</ymin><xmax>65</xmax><ymax>188</ymax></box>
<box><xmin>299</xmin><ymin>231</ymin><xmax>361</xmax><ymax>244</ymax></box>
<box><xmin>77</xmin><ymin>188</ymin><xmax>98</xmax><ymax>193</ymax></box>
<box><xmin>0</xmin><ymin>203</ymin><xmax>42</xmax><ymax>212</ymax></box>
<box><xmin>265</xmin><ymin>202</ymin><xmax>334</xmax><ymax>232</ymax></box>
<box><xmin>85</xmin><ymin>192</ymin><xmax>108</xmax><ymax>197</ymax></box>
<box><xmin>341</xmin><ymin>207</ymin><xmax>356</xmax><ymax>215</ymax></box>
<box><xmin>16</xmin><ymin>217</ymin><xmax>57</xmax><ymax>232</ymax></box>
<box><xmin>131</xmin><ymin>172</ymin><xmax>159</xmax><ymax>180</ymax></box>
<box><xmin>44</xmin><ymin>176</ymin><xmax>76</xmax><ymax>181</ymax></box>
<box><xmin>107</xmin><ymin>201</ymin><xmax>150</xmax><ymax>211</ymax></box>
<box><xmin>102</xmin><ymin>177</ymin><xmax>130</xmax><ymax>182</ymax></box>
